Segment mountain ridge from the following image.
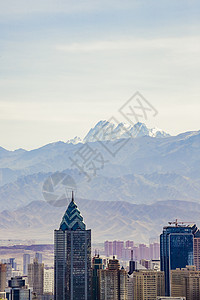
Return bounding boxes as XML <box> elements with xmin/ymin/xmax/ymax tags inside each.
<box><xmin>83</xmin><ymin>120</ymin><xmax>170</xmax><ymax>143</ymax></box>
<box><xmin>0</xmin><ymin>126</ymin><xmax>199</xmax><ymax>242</ymax></box>
<box><xmin>0</xmin><ymin>199</ymin><xmax>200</xmax><ymax>243</ymax></box>
<box><xmin>0</xmin><ymin>121</ymin><xmax>170</xmax><ymax>153</ymax></box>
<box><xmin>0</xmin><ymin>169</ymin><xmax>199</xmax><ymax>211</ymax></box>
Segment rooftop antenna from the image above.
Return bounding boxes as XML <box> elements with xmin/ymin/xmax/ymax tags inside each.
<box><xmin>168</xmin><ymin>219</ymin><xmax>195</xmax><ymax>227</ymax></box>
<box><xmin>72</xmin><ymin>191</ymin><xmax>74</xmax><ymax>202</ymax></box>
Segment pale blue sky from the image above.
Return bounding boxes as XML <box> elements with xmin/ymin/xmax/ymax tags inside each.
<box><xmin>0</xmin><ymin>0</ymin><xmax>200</xmax><ymax>150</ymax></box>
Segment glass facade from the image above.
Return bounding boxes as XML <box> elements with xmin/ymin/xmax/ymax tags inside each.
<box><xmin>54</xmin><ymin>196</ymin><xmax>91</xmax><ymax>300</ymax></box>
<box><xmin>160</xmin><ymin>224</ymin><xmax>197</xmax><ymax>296</ymax></box>
<box><xmin>92</xmin><ymin>257</ymin><xmax>103</xmax><ymax>300</ymax></box>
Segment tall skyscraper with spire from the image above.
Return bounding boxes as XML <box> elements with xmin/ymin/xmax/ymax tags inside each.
<box><xmin>54</xmin><ymin>192</ymin><xmax>91</xmax><ymax>300</ymax></box>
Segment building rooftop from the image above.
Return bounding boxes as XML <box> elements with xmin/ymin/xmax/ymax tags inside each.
<box><xmin>60</xmin><ymin>192</ymin><xmax>86</xmax><ymax>231</ymax></box>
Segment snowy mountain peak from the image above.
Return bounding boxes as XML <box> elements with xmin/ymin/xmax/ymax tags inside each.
<box><xmin>83</xmin><ymin>120</ymin><xmax>170</xmax><ymax>143</ymax></box>
<box><xmin>65</xmin><ymin>121</ymin><xmax>170</xmax><ymax>144</ymax></box>
<box><xmin>66</xmin><ymin>136</ymin><xmax>82</xmax><ymax>144</ymax></box>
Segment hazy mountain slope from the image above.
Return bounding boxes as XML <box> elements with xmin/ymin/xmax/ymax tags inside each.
<box><xmin>0</xmin><ymin>121</ymin><xmax>170</xmax><ymax>172</ymax></box>
<box><xmin>0</xmin><ymin>131</ymin><xmax>199</xmax><ymax>180</ymax></box>
<box><xmin>0</xmin><ymin>127</ymin><xmax>199</xmax><ymax>224</ymax></box>
<box><xmin>0</xmin><ymin>199</ymin><xmax>200</xmax><ymax>243</ymax></box>
<box><xmin>0</xmin><ymin>168</ymin><xmax>27</xmax><ymax>186</ymax></box>
<box><xmin>0</xmin><ymin>170</ymin><xmax>199</xmax><ymax>211</ymax></box>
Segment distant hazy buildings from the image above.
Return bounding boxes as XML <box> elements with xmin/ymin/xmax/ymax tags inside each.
<box><xmin>28</xmin><ymin>258</ymin><xmax>44</xmax><ymax>296</ymax></box>
<box><xmin>150</xmin><ymin>242</ymin><xmax>160</xmax><ymax>260</ymax></box>
<box><xmin>126</xmin><ymin>240</ymin><xmax>134</xmax><ymax>248</ymax></box>
<box><xmin>98</xmin><ymin>256</ymin><xmax>127</xmax><ymax>300</ymax></box>
<box><xmin>160</xmin><ymin>222</ymin><xmax>198</xmax><ymax>296</ymax></box>
<box><xmin>113</xmin><ymin>241</ymin><xmax>124</xmax><ymax>259</ymax></box>
<box><xmin>6</xmin><ymin>264</ymin><xmax>12</xmax><ymax>286</ymax></box>
<box><xmin>35</xmin><ymin>253</ymin><xmax>42</xmax><ymax>264</ymax></box>
<box><xmin>104</xmin><ymin>240</ymin><xmax>124</xmax><ymax>258</ymax></box>
<box><xmin>104</xmin><ymin>241</ymin><xmax>113</xmax><ymax>257</ymax></box>
<box><xmin>54</xmin><ymin>193</ymin><xmax>91</xmax><ymax>300</ymax></box>
<box><xmin>23</xmin><ymin>254</ymin><xmax>30</xmax><ymax>276</ymax></box>
<box><xmin>104</xmin><ymin>240</ymin><xmax>160</xmax><ymax>261</ymax></box>
<box><xmin>8</xmin><ymin>259</ymin><xmax>16</xmax><ymax>272</ymax></box>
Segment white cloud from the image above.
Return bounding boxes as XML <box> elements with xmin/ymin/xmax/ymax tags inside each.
<box><xmin>56</xmin><ymin>36</ymin><xmax>200</xmax><ymax>53</ymax></box>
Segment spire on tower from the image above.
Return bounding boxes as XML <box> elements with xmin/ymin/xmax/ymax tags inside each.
<box><xmin>59</xmin><ymin>191</ymin><xmax>86</xmax><ymax>231</ymax></box>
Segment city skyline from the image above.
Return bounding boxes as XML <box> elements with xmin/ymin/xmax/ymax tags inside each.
<box><xmin>0</xmin><ymin>1</ymin><xmax>199</xmax><ymax>299</ymax></box>
<box><xmin>1</xmin><ymin>215</ymin><xmax>200</xmax><ymax>299</ymax></box>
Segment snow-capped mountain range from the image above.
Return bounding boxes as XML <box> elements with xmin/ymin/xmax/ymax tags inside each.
<box><xmin>0</xmin><ymin>122</ymin><xmax>199</xmax><ymax>243</ymax></box>
<box><xmin>67</xmin><ymin>120</ymin><xmax>170</xmax><ymax>144</ymax></box>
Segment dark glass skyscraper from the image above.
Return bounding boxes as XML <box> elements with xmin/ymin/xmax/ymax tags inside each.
<box><xmin>92</xmin><ymin>255</ymin><xmax>103</xmax><ymax>300</ymax></box>
<box><xmin>160</xmin><ymin>221</ymin><xmax>198</xmax><ymax>296</ymax></box>
<box><xmin>54</xmin><ymin>193</ymin><xmax>91</xmax><ymax>300</ymax></box>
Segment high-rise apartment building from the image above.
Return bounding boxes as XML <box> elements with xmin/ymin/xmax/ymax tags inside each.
<box><xmin>54</xmin><ymin>193</ymin><xmax>91</xmax><ymax>300</ymax></box>
<box><xmin>150</xmin><ymin>243</ymin><xmax>160</xmax><ymax>260</ymax></box>
<box><xmin>125</xmin><ymin>241</ymin><xmax>134</xmax><ymax>248</ymax></box>
<box><xmin>0</xmin><ymin>264</ymin><xmax>7</xmax><ymax>292</ymax></box>
<box><xmin>43</xmin><ymin>267</ymin><xmax>54</xmax><ymax>295</ymax></box>
<box><xmin>23</xmin><ymin>254</ymin><xmax>30</xmax><ymax>276</ymax></box>
<box><xmin>127</xmin><ymin>275</ymin><xmax>134</xmax><ymax>300</ymax></box>
<box><xmin>194</xmin><ymin>229</ymin><xmax>200</xmax><ymax>271</ymax></box>
<box><xmin>28</xmin><ymin>258</ymin><xmax>44</xmax><ymax>296</ymax></box>
<box><xmin>132</xmin><ymin>246</ymin><xmax>139</xmax><ymax>261</ymax></box>
<box><xmin>104</xmin><ymin>240</ymin><xmax>159</xmax><ymax>261</ymax></box>
<box><xmin>122</xmin><ymin>248</ymin><xmax>132</xmax><ymax>260</ymax></box>
<box><xmin>104</xmin><ymin>241</ymin><xmax>113</xmax><ymax>257</ymax></box>
<box><xmin>160</xmin><ymin>222</ymin><xmax>198</xmax><ymax>296</ymax></box>
<box><xmin>9</xmin><ymin>260</ymin><xmax>16</xmax><ymax>272</ymax></box>
<box><xmin>139</xmin><ymin>244</ymin><xmax>150</xmax><ymax>260</ymax></box>
<box><xmin>35</xmin><ymin>253</ymin><xmax>42</xmax><ymax>264</ymax></box>
<box><xmin>133</xmin><ymin>270</ymin><xmax>165</xmax><ymax>300</ymax></box>
<box><xmin>113</xmin><ymin>241</ymin><xmax>124</xmax><ymax>259</ymax></box>
<box><xmin>5</xmin><ymin>264</ymin><xmax>12</xmax><ymax>285</ymax></box>
<box><xmin>171</xmin><ymin>265</ymin><xmax>200</xmax><ymax>300</ymax></box>
<box><xmin>104</xmin><ymin>241</ymin><xmax>124</xmax><ymax>259</ymax></box>
<box><xmin>98</xmin><ymin>256</ymin><xmax>127</xmax><ymax>300</ymax></box>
